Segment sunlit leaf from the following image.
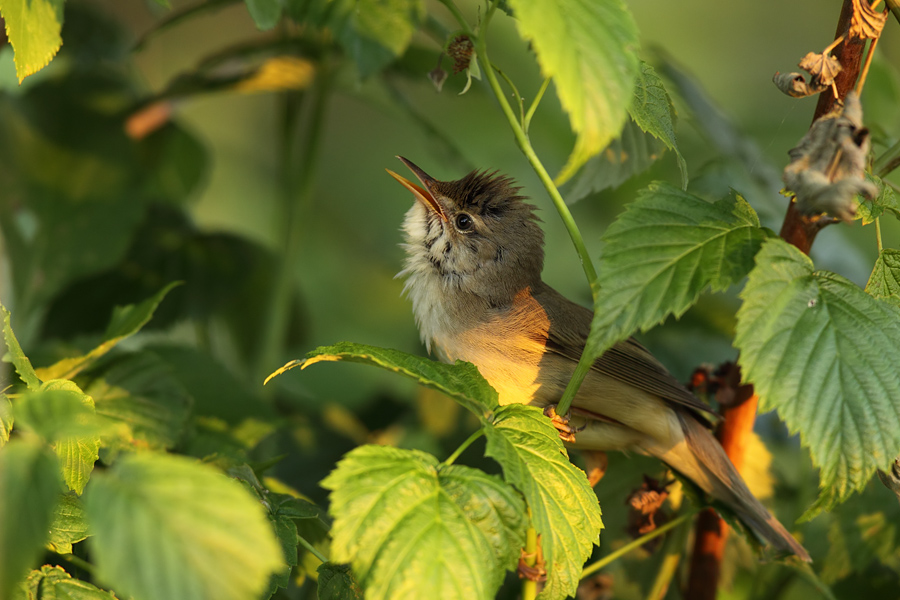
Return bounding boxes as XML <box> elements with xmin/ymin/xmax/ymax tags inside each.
<box><xmin>84</xmin><ymin>453</ymin><xmax>283</xmax><ymax>600</ymax></box>
<box><xmin>322</xmin><ymin>445</ymin><xmax>525</xmax><ymax>600</ymax></box>
<box><xmin>0</xmin><ymin>440</ymin><xmax>62</xmax><ymax>599</ymax></box>
<box><xmin>505</xmin><ymin>0</ymin><xmax>640</xmax><ymax>184</ymax></box>
<box><xmin>1</xmin><ymin>304</ymin><xmax>41</xmax><ymax>390</ymax></box>
<box><xmin>267</xmin><ymin>343</ymin><xmax>499</xmax><ymax>418</ymax></box>
<box><xmin>586</xmin><ymin>185</ymin><xmax>770</xmax><ymax>362</ymax></box>
<box><xmin>15</xmin><ymin>565</ymin><xmax>119</xmax><ymax>600</ymax></box>
<box><xmin>0</xmin><ymin>0</ymin><xmax>64</xmax><ymax>82</ymax></box>
<box><xmin>735</xmin><ymin>239</ymin><xmax>900</xmax><ymax>516</ymax></box>
<box><xmin>36</xmin><ymin>283</ymin><xmax>180</xmax><ymax>381</ymax></box>
<box><xmin>47</xmin><ymin>492</ymin><xmax>90</xmax><ymax>554</ymax></box>
<box><xmin>332</xmin><ymin>0</ymin><xmax>425</xmax><ymax>77</ymax></box>
<box><xmin>484</xmin><ymin>404</ymin><xmax>603</xmax><ymax>600</ymax></box>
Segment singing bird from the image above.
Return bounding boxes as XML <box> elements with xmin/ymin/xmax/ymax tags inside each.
<box><xmin>387</xmin><ymin>156</ymin><xmax>810</xmax><ymax>562</ymax></box>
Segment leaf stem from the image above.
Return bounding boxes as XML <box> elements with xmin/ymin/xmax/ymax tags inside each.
<box><xmin>522</xmin><ymin>521</ymin><xmax>539</xmax><ymax>600</ymax></box>
<box><xmin>443</xmin><ymin>429</ymin><xmax>485</xmax><ymax>466</ymax></box>
<box><xmin>524</xmin><ymin>78</ymin><xmax>552</xmax><ymax>135</ymax></box>
<box><xmin>298</xmin><ymin>534</ymin><xmax>330</xmax><ymax>564</ymax></box>
<box><xmin>874</xmin><ymin>140</ymin><xmax>900</xmax><ymax>177</ymax></box>
<box><xmin>555</xmin><ymin>351</ymin><xmax>594</xmax><ymax>417</ymax></box>
<box><xmin>875</xmin><ymin>217</ymin><xmax>883</xmax><ymax>254</ymax></box>
<box><xmin>494</xmin><ymin>66</ymin><xmax>525</xmax><ymax>126</ymax></box>
<box><xmin>57</xmin><ymin>552</ymin><xmax>96</xmax><ymax>574</ymax></box>
<box><xmin>581</xmin><ymin>507</ymin><xmax>701</xmax><ymax>579</ymax></box>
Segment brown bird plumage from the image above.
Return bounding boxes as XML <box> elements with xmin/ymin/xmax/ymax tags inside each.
<box><xmin>388</xmin><ymin>157</ymin><xmax>810</xmax><ymax>562</ymax></box>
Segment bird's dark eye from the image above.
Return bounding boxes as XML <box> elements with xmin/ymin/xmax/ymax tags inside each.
<box><xmin>454</xmin><ymin>213</ymin><xmax>474</xmax><ymax>232</ymax></box>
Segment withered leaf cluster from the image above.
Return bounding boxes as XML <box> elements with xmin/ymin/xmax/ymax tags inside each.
<box><xmin>626</xmin><ymin>476</ymin><xmax>671</xmax><ymax>552</ymax></box>
<box><xmin>773</xmin><ymin>51</ymin><xmax>842</xmax><ymax>98</ymax></box>
<box><xmin>850</xmin><ymin>0</ymin><xmax>889</xmax><ymax>40</ymax></box>
<box><xmin>782</xmin><ymin>92</ymin><xmax>876</xmax><ymax>222</ymax></box>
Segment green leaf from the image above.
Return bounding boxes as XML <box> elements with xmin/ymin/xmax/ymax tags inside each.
<box><xmin>268</xmin><ymin>513</ymin><xmax>298</xmax><ymax>594</ymax></box>
<box><xmin>244</xmin><ymin>0</ymin><xmax>283</xmax><ymax>30</ymax></box>
<box><xmin>16</xmin><ymin>565</ymin><xmax>118</xmax><ymax>600</ymax></box>
<box><xmin>855</xmin><ymin>173</ymin><xmax>900</xmax><ymax>225</ymax></box>
<box><xmin>266</xmin><ymin>343</ymin><xmax>499</xmax><ymax>418</ymax></box>
<box><xmin>566</xmin><ymin>119</ymin><xmax>666</xmax><ymax>202</ymax></box>
<box><xmin>628</xmin><ymin>61</ymin><xmax>687</xmax><ymax>188</ymax></box>
<box><xmin>331</xmin><ymin>0</ymin><xmax>425</xmax><ymax>77</ymax></box>
<box><xmin>317</xmin><ymin>563</ymin><xmax>362</xmax><ymax>600</ymax></box>
<box><xmin>865</xmin><ymin>248</ymin><xmax>900</xmax><ymax>308</ymax></box>
<box><xmin>0</xmin><ymin>395</ymin><xmax>11</xmax><ymax>448</ymax></box>
<box><xmin>83</xmin><ymin>453</ymin><xmax>283</xmax><ymax>600</ymax></box>
<box><xmin>586</xmin><ymin>184</ymin><xmax>770</xmax><ymax>361</ymax></box>
<box><xmin>36</xmin><ymin>283</ymin><xmax>180</xmax><ymax>381</ymax></box>
<box><xmin>735</xmin><ymin>239</ymin><xmax>900</xmax><ymax>515</ymax></box>
<box><xmin>483</xmin><ymin>404</ymin><xmax>603</xmax><ymax>600</ymax></box>
<box><xmin>47</xmin><ymin>492</ymin><xmax>90</xmax><ymax>554</ymax></box>
<box><xmin>13</xmin><ymin>383</ymin><xmax>102</xmax><ymax>494</ymax></box>
<box><xmin>505</xmin><ymin>0</ymin><xmax>640</xmax><ymax>184</ymax></box>
<box><xmin>0</xmin><ymin>0</ymin><xmax>64</xmax><ymax>82</ymax></box>
<box><xmin>0</xmin><ymin>440</ymin><xmax>63</xmax><ymax>599</ymax></box>
<box><xmin>85</xmin><ymin>351</ymin><xmax>193</xmax><ymax>453</ymax></box>
<box><xmin>321</xmin><ymin>445</ymin><xmax>526</xmax><ymax>600</ymax></box>
<box><xmin>1</xmin><ymin>304</ymin><xmax>41</xmax><ymax>390</ymax></box>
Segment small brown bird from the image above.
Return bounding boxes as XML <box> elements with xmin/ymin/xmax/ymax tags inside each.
<box><xmin>387</xmin><ymin>156</ymin><xmax>810</xmax><ymax>562</ymax></box>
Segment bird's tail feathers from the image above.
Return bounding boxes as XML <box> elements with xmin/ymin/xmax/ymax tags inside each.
<box><xmin>670</xmin><ymin>412</ymin><xmax>811</xmax><ymax>562</ymax></box>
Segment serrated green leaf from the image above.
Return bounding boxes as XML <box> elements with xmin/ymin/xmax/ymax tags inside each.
<box><xmin>586</xmin><ymin>184</ymin><xmax>770</xmax><ymax>361</ymax></box>
<box><xmin>0</xmin><ymin>440</ymin><xmax>63</xmax><ymax>599</ymax></box>
<box><xmin>0</xmin><ymin>0</ymin><xmax>64</xmax><ymax>82</ymax></box>
<box><xmin>16</xmin><ymin>565</ymin><xmax>119</xmax><ymax>600</ymax></box>
<box><xmin>332</xmin><ymin>0</ymin><xmax>424</xmax><ymax>77</ymax></box>
<box><xmin>47</xmin><ymin>492</ymin><xmax>90</xmax><ymax>554</ymax></box>
<box><xmin>268</xmin><ymin>514</ymin><xmax>298</xmax><ymax>594</ymax></box>
<box><xmin>566</xmin><ymin>119</ymin><xmax>666</xmax><ymax>202</ymax></box>
<box><xmin>628</xmin><ymin>61</ymin><xmax>687</xmax><ymax>188</ymax></box>
<box><xmin>855</xmin><ymin>173</ymin><xmax>900</xmax><ymax>225</ymax></box>
<box><xmin>321</xmin><ymin>445</ymin><xmax>525</xmax><ymax>600</ymax></box>
<box><xmin>0</xmin><ymin>395</ymin><xmax>12</xmax><ymax>448</ymax></box>
<box><xmin>1</xmin><ymin>304</ymin><xmax>41</xmax><ymax>390</ymax></box>
<box><xmin>244</xmin><ymin>0</ymin><xmax>283</xmax><ymax>30</ymax></box>
<box><xmin>317</xmin><ymin>563</ymin><xmax>362</xmax><ymax>600</ymax></box>
<box><xmin>505</xmin><ymin>0</ymin><xmax>640</xmax><ymax>184</ymax></box>
<box><xmin>865</xmin><ymin>248</ymin><xmax>900</xmax><ymax>307</ymax></box>
<box><xmin>483</xmin><ymin>404</ymin><xmax>602</xmax><ymax>600</ymax></box>
<box><xmin>83</xmin><ymin>453</ymin><xmax>283</xmax><ymax>600</ymax></box>
<box><xmin>13</xmin><ymin>384</ymin><xmax>102</xmax><ymax>494</ymax></box>
<box><xmin>85</xmin><ymin>351</ymin><xmax>193</xmax><ymax>453</ymax></box>
<box><xmin>35</xmin><ymin>282</ymin><xmax>180</xmax><ymax>381</ymax></box>
<box><xmin>271</xmin><ymin>493</ymin><xmax>322</xmax><ymax>520</ymax></box>
<box><xmin>267</xmin><ymin>343</ymin><xmax>499</xmax><ymax>418</ymax></box>
<box><xmin>735</xmin><ymin>239</ymin><xmax>900</xmax><ymax>514</ymax></box>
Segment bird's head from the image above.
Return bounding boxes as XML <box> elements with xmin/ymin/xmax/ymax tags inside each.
<box><xmin>388</xmin><ymin>156</ymin><xmax>544</xmax><ymax>306</ymax></box>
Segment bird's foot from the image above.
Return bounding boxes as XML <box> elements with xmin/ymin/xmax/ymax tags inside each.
<box><xmin>543</xmin><ymin>405</ymin><xmax>583</xmax><ymax>443</ymax></box>
<box><xmin>582</xmin><ymin>450</ymin><xmax>609</xmax><ymax>488</ymax></box>
<box><xmin>517</xmin><ymin>537</ymin><xmax>547</xmax><ymax>582</ymax></box>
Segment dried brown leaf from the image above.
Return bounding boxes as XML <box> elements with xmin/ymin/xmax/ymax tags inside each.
<box><xmin>772</xmin><ymin>71</ymin><xmax>828</xmax><ymax>98</ymax></box>
<box><xmin>798</xmin><ymin>51</ymin><xmax>843</xmax><ymax>87</ymax></box>
<box><xmin>447</xmin><ymin>34</ymin><xmax>474</xmax><ymax>74</ymax></box>
<box><xmin>850</xmin><ymin>0</ymin><xmax>888</xmax><ymax>40</ymax></box>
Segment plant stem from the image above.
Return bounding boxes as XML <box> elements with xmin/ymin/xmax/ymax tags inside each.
<box><xmin>524</xmin><ymin>78</ymin><xmax>551</xmax><ymax>134</ymax></box>
<box><xmin>298</xmin><ymin>534</ymin><xmax>330</xmax><ymax>564</ymax></box>
<box><xmin>875</xmin><ymin>140</ymin><xmax>900</xmax><ymax>177</ymax></box>
<box><xmin>255</xmin><ymin>59</ymin><xmax>332</xmax><ymax>383</ymax></box>
<box><xmin>645</xmin><ymin>509</ymin><xmax>691</xmax><ymax>600</ymax></box>
<box><xmin>57</xmin><ymin>552</ymin><xmax>96</xmax><ymax>574</ymax></box>
<box><xmin>443</xmin><ymin>429</ymin><xmax>485</xmax><ymax>466</ymax></box>
<box><xmin>876</xmin><ymin>217</ymin><xmax>883</xmax><ymax>254</ymax></box>
<box><xmin>522</xmin><ymin>517</ymin><xmax>539</xmax><ymax>600</ymax></box>
<box><xmin>581</xmin><ymin>508</ymin><xmax>701</xmax><ymax>579</ymax></box>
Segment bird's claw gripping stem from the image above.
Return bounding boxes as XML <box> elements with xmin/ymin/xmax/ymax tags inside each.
<box><xmin>543</xmin><ymin>405</ymin><xmax>583</xmax><ymax>443</ymax></box>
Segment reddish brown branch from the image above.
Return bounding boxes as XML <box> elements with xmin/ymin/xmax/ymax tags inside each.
<box><xmin>779</xmin><ymin>0</ymin><xmax>867</xmax><ymax>251</ymax></box>
<box><xmin>686</xmin><ymin>3</ymin><xmax>867</xmax><ymax>598</ymax></box>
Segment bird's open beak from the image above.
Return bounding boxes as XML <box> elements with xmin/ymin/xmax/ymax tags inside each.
<box><xmin>386</xmin><ymin>156</ymin><xmax>447</xmax><ymax>221</ymax></box>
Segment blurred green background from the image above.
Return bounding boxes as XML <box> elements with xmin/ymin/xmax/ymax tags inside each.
<box><xmin>2</xmin><ymin>0</ymin><xmax>900</xmax><ymax>597</ymax></box>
